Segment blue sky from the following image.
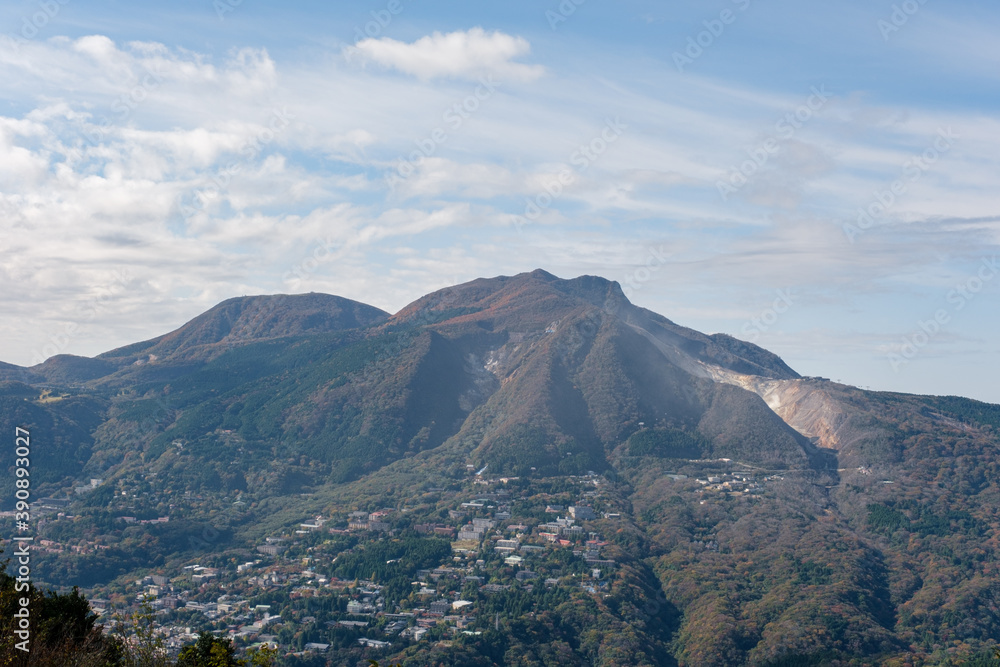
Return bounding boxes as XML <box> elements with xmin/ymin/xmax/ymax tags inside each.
<box><xmin>1</xmin><ymin>0</ymin><xmax>998</xmax><ymax>403</ymax></box>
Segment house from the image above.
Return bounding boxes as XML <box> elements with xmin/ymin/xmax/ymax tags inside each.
<box><xmin>494</xmin><ymin>539</ymin><xmax>520</xmax><ymax>552</ymax></box>
<box><xmin>347</xmin><ymin>601</ymin><xmax>376</xmax><ymax>615</ymax></box>
<box><xmin>481</xmin><ymin>584</ymin><xmax>510</xmax><ymax>593</ymax></box>
<box><xmin>429</xmin><ymin>600</ymin><xmax>451</xmax><ymax>615</ymax></box>
<box><xmin>256</xmin><ymin>544</ymin><xmax>286</xmax><ymax>556</ymax></box>
<box><xmin>304</xmin><ymin>643</ymin><xmax>330</xmax><ymax>652</ymax></box>
<box><xmin>458</xmin><ymin>524</ymin><xmax>483</xmax><ymax>541</ymax></box>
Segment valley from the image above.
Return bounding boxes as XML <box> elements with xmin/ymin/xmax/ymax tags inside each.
<box><xmin>3</xmin><ymin>270</ymin><xmax>1000</xmax><ymax>665</ymax></box>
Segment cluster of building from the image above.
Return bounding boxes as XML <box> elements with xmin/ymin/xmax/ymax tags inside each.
<box><xmin>345</xmin><ymin>510</ymin><xmax>392</xmax><ymax>532</ymax></box>
<box><xmin>40</xmin><ymin>469</ymin><xmax>623</xmax><ymax>658</ymax></box>
<box><xmin>692</xmin><ymin>471</ymin><xmax>767</xmax><ymax>495</ymax></box>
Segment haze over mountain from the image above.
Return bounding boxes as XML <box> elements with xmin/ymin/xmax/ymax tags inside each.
<box><xmin>3</xmin><ymin>270</ymin><xmax>999</xmax><ymax>665</ymax></box>
<box><xmin>1</xmin><ymin>268</ymin><xmax>992</xmax><ymax>496</ymax></box>
<box><xmin>0</xmin><ymin>270</ymin><xmax>827</xmax><ymax>476</ymax></box>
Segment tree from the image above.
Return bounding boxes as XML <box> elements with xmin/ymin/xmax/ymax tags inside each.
<box><xmin>0</xmin><ymin>550</ymin><xmax>122</xmax><ymax>666</ymax></box>
<box><xmin>111</xmin><ymin>596</ymin><xmax>170</xmax><ymax>667</ymax></box>
<box><xmin>174</xmin><ymin>632</ymin><xmax>275</xmax><ymax>667</ymax></box>
<box><xmin>176</xmin><ymin>633</ymin><xmax>239</xmax><ymax>667</ymax></box>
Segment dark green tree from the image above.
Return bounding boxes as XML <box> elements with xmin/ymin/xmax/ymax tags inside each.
<box><xmin>0</xmin><ymin>551</ymin><xmax>122</xmax><ymax>666</ymax></box>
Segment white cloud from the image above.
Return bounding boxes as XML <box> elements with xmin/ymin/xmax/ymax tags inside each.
<box><xmin>349</xmin><ymin>27</ymin><xmax>544</xmax><ymax>82</ymax></box>
<box><xmin>0</xmin><ymin>27</ymin><xmax>999</xmax><ymax>403</ymax></box>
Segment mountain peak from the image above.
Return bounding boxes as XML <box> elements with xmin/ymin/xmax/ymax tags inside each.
<box><xmin>527</xmin><ymin>268</ymin><xmax>558</xmax><ymax>281</ymax></box>
<box><xmin>96</xmin><ymin>292</ymin><xmax>389</xmax><ymax>365</ymax></box>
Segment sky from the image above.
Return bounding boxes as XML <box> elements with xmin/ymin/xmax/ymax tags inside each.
<box><xmin>0</xmin><ymin>0</ymin><xmax>998</xmax><ymax>403</ymax></box>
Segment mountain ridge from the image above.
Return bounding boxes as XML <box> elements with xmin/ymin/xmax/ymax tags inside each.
<box><xmin>3</xmin><ymin>269</ymin><xmax>1000</xmax><ymax>664</ymax></box>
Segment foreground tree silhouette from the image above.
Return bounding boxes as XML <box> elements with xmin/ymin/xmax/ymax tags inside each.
<box><xmin>110</xmin><ymin>596</ymin><xmax>170</xmax><ymax>667</ymax></box>
<box><xmin>175</xmin><ymin>633</ymin><xmax>239</xmax><ymax>667</ymax></box>
<box><xmin>175</xmin><ymin>632</ymin><xmax>275</xmax><ymax>667</ymax></box>
<box><xmin>2</xmin><ymin>551</ymin><xmax>274</xmax><ymax>667</ymax></box>
<box><xmin>0</xmin><ymin>552</ymin><xmax>122</xmax><ymax>666</ymax></box>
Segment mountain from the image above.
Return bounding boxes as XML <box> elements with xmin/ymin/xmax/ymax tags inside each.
<box><xmin>2</xmin><ymin>270</ymin><xmax>999</xmax><ymax>666</ymax></box>
<box><xmin>97</xmin><ymin>292</ymin><xmax>390</xmax><ymax>365</ymax></box>
<box><xmin>0</xmin><ymin>293</ymin><xmax>390</xmax><ymax>387</ymax></box>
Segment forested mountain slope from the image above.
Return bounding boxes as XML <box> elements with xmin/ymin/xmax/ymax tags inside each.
<box><xmin>2</xmin><ymin>270</ymin><xmax>999</xmax><ymax>665</ymax></box>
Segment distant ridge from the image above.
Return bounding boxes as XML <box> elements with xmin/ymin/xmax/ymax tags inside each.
<box><xmin>0</xmin><ymin>293</ymin><xmax>389</xmax><ymax>386</ymax></box>
<box><xmin>2</xmin><ymin>270</ymin><xmax>999</xmax><ymax>665</ymax></box>
<box><xmin>98</xmin><ymin>292</ymin><xmax>389</xmax><ymax>364</ymax></box>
